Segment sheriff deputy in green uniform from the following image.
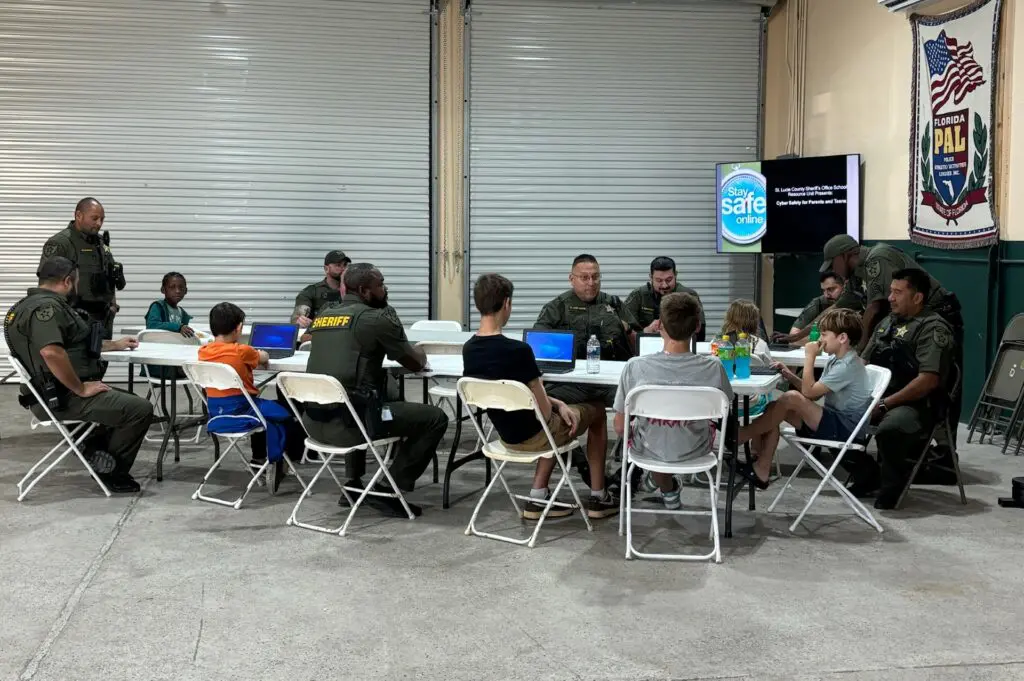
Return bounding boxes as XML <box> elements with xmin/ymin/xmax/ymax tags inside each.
<box><xmin>786</xmin><ymin>270</ymin><xmax>850</xmax><ymax>344</ymax></box>
<box><xmin>5</xmin><ymin>257</ymin><xmax>153</xmax><ymax>493</ymax></box>
<box><xmin>534</xmin><ymin>254</ymin><xmax>637</xmax><ymax>408</ymax></box>
<box><xmin>623</xmin><ymin>256</ymin><xmax>707</xmax><ymax>342</ymax></box>
<box><xmin>291</xmin><ymin>250</ymin><xmax>350</xmax><ymax>336</ymax></box>
<box><xmin>39</xmin><ymin>198</ymin><xmax>126</xmax><ymax>342</ymax></box>
<box><xmin>849</xmin><ymin>268</ymin><xmax>955</xmax><ymax>510</ymax></box>
<box><xmin>302</xmin><ymin>263</ymin><xmax>448</xmax><ymax>517</ymax></box>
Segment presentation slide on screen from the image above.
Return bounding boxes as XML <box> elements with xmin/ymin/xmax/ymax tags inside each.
<box><xmin>716</xmin><ymin>154</ymin><xmax>861</xmax><ymax>254</ymax></box>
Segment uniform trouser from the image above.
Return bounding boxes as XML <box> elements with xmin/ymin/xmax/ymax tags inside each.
<box><xmin>33</xmin><ymin>388</ymin><xmax>154</xmax><ymax>475</ymax></box>
<box><xmin>874</xmin><ymin>404</ymin><xmax>934</xmax><ymax>492</ymax></box>
<box><xmin>81</xmin><ymin>306</ymin><xmax>115</xmax><ymax>378</ymax></box>
<box><xmin>302</xmin><ymin>402</ymin><xmax>449</xmax><ymax>492</ymax></box>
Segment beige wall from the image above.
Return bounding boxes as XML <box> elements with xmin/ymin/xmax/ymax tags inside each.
<box><xmin>765</xmin><ymin>0</ymin><xmax>1019</xmax><ymax>241</ymax></box>
<box><xmin>435</xmin><ymin>0</ymin><xmax>466</xmax><ymax>323</ymax></box>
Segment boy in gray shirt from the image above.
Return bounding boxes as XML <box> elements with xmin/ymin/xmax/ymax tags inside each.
<box><xmin>737</xmin><ymin>307</ymin><xmax>873</xmax><ymax>488</ymax></box>
<box><xmin>614</xmin><ymin>292</ymin><xmax>733</xmax><ymax>510</ymax></box>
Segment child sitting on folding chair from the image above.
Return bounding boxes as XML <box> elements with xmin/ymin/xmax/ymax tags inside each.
<box><xmin>143</xmin><ymin>272</ymin><xmax>196</xmax><ymax>381</ymax></box>
<box><xmin>736</xmin><ymin>307</ymin><xmax>873</xmax><ymax>489</ymax></box>
<box><xmin>720</xmin><ymin>299</ymin><xmax>773</xmax><ymax>418</ymax></box>
<box><xmin>198</xmin><ymin>302</ymin><xmax>300</xmax><ymax>489</ymax></box>
<box><xmin>613</xmin><ymin>292</ymin><xmax>733</xmax><ymax>510</ymax></box>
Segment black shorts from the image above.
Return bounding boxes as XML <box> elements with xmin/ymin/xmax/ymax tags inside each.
<box><xmin>797</xmin><ymin>405</ymin><xmax>859</xmax><ymax>442</ymax></box>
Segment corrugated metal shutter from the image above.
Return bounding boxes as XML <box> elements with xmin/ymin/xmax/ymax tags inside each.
<box><xmin>467</xmin><ymin>0</ymin><xmax>762</xmax><ymax>330</ymax></box>
<box><xmin>0</xmin><ymin>0</ymin><xmax>430</xmax><ymax>376</ymax></box>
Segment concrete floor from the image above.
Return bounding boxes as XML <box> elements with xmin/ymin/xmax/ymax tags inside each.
<box><xmin>1</xmin><ymin>383</ymin><xmax>1024</xmax><ymax>681</ymax></box>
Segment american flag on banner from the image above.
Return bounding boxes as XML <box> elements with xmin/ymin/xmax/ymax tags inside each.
<box><xmin>923</xmin><ymin>30</ymin><xmax>986</xmax><ymax>114</ymax></box>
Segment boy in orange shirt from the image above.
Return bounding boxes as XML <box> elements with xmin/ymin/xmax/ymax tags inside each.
<box><xmin>198</xmin><ymin>303</ymin><xmax>296</xmax><ymax>484</ymax></box>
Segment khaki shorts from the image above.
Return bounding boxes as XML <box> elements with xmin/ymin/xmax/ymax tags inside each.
<box><xmin>504</xmin><ymin>403</ymin><xmax>603</xmax><ymax>452</ymax></box>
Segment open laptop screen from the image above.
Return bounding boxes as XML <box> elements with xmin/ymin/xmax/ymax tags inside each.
<box><xmin>523</xmin><ymin>330</ymin><xmax>575</xmax><ymax>362</ymax></box>
<box><xmin>637</xmin><ymin>333</ymin><xmax>663</xmax><ymax>356</ymax></box>
<box><xmin>249</xmin><ymin>323</ymin><xmax>297</xmax><ymax>350</ymax></box>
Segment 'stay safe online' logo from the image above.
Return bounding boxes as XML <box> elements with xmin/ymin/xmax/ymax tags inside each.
<box><xmin>720</xmin><ymin>166</ymin><xmax>767</xmax><ymax>245</ymax></box>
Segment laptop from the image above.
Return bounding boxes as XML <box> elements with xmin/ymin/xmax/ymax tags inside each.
<box><xmin>523</xmin><ymin>329</ymin><xmax>576</xmax><ymax>375</ymax></box>
<box><xmin>249</xmin><ymin>323</ymin><xmax>298</xmax><ymax>359</ymax></box>
<box><xmin>637</xmin><ymin>333</ymin><xmax>663</xmax><ymax>357</ymax></box>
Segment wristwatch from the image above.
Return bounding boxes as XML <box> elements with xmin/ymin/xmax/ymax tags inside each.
<box><xmin>878</xmin><ymin>401</ymin><xmax>889</xmax><ymax>416</ymax></box>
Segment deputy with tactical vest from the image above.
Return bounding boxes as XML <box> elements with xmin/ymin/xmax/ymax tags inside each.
<box><xmin>291</xmin><ymin>249</ymin><xmax>350</xmax><ymax>334</ymax></box>
<box><xmin>302</xmin><ymin>263</ymin><xmax>448</xmax><ymax>517</ymax></box>
<box><xmin>39</xmin><ymin>198</ymin><xmax>125</xmax><ymax>342</ymax></box>
<box><xmin>851</xmin><ymin>268</ymin><xmax>955</xmax><ymax>509</ymax></box>
<box><xmin>535</xmin><ymin>254</ymin><xmax>637</xmax><ymax>408</ymax></box>
<box><xmin>5</xmin><ymin>257</ymin><xmax>153</xmax><ymax>493</ymax></box>
<box><xmin>623</xmin><ymin>256</ymin><xmax>706</xmax><ymax>342</ymax></box>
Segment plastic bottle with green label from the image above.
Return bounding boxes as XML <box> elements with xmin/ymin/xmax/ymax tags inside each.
<box><xmin>734</xmin><ymin>332</ymin><xmax>752</xmax><ymax>379</ymax></box>
<box><xmin>716</xmin><ymin>335</ymin><xmax>735</xmax><ymax>379</ymax></box>
<box><xmin>809</xmin><ymin>322</ymin><xmax>821</xmax><ymax>343</ymax></box>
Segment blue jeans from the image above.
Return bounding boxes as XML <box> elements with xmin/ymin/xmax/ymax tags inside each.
<box><xmin>207</xmin><ymin>395</ymin><xmax>291</xmax><ymax>463</ymax></box>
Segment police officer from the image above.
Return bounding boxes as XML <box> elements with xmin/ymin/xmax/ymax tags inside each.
<box><xmin>787</xmin><ymin>270</ymin><xmax>849</xmax><ymax>344</ymax></box>
<box><xmin>534</xmin><ymin>254</ymin><xmax>637</xmax><ymax>408</ymax></box>
<box><xmin>302</xmin><ymin>263</ymin><xmax>448</xmax><ymax>517</ymax></box>
<box><xmin>291</xmin><ymin>250</ymin><xmax>351</xmax><ymax>331</ymax></box>
<box><xmin>819</xmin><ymin>235</ymin><xmax>964</xmax><ymax>453</ymax></box>
<box><xmin>39</xmin><ymin>198</ymin><xmax>125</xmax><ymax>342</ymax></box>
<box><xmin>853</xmin><ymin>268</ymin><xmax>955</xmax><ymax>509</ymax></box>
<box><xmin>5</xmin><ymin>257</ymin><xmax>154</xmax><ymax>493</ymax></box>
<box><xmin>623</xmin><ymin>256</ymin><xmax>706</xmax><ymax>342</ymax></box>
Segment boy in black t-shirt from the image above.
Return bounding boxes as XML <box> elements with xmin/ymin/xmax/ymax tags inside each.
<box><xmin>463</xmin><ymin>274</ymin><xmax>617</xmax><ymax>520</ymax></box>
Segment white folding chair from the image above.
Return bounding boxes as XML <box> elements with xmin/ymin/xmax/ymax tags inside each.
<box><xmin>410</xmin><ymin>319</ymin><xmax>463</xmax><ymax>334</ymax></box>
<box><xmin>767</xmin><ymin>365</ymin><xmax>891</xmax><ymax>533</ymax></box>
<box><xmin>617</xmin><ymin>386</ymin><xmax>730</xmax><ymax>563</ymax></box>
<box><xmin>457</xmin><ymin>377</ymin><xmax>593</xmax><ymax>548</ymax></box>
<box><xmin>182</xmin><ymin>361</ymin><xmax>305</xmax><ymax>510</ymax></box>
<box><xmin>137</xmin><ymin>329</ymin><xmax>203</xmax><ymax>444</ymax></box>
<box><xmin>8</xmin><ymin>358</ymin><xmax>110</xmax><ymax>500</ymax></box>
<box><xmin>298</xmin><ymin>341</ymin><xmax>311</xmax><ymax>352</ymax></box>
<box><xmin>276</xmin><ymin>372</ymin><xmax>408</xmax><ymax>536</ymax></box>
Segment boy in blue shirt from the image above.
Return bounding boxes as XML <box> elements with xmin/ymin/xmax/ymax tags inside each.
<box><xmin>737</xmin><ymin>307</ymin><xmax>873</xmax><ymax>488</ymax></box>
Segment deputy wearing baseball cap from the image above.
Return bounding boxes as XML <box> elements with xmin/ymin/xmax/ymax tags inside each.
<box><xmin>291</xmin><ymin>250</ymin><xmax>351</xmax><ymax>332</ymax></box>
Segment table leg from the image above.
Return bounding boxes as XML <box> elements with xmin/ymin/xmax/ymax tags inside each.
<box><xmin>745</xmin><ymin>395</ymin><xmax>755</xmax><ymax>512</ymax></box>
<box><xmin>128</xmin><ymin>361</ymin><xmax>134</xmax><ymax>394</ymax></box>
<box><xmin>724</xmin><ymin>396</ymin><xmax>739</xmax><ymax>538</ymax></box>
<box><xmin>442</xmin><ymin>394</ymin><xmax>464</xmax><ymax>509</ymax></box>
<box><xmin>156</xmin><ymin>376</ymin><xmax>172</xmax><ymax>482</ymax></box>
<box><xmin>424</xmin><ymin>377</ymin><xmax>438</xmax><ymax>483</ymax></box>
<box><xmin>171</xmin><ymin>376</ymin><xmax>181</xmax><ymax>463</ymax></box>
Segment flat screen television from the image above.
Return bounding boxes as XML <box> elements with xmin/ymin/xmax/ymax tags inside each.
<box><xmin>715</xmin><ymin>154</ymin><xmax>862</xmax><ymax>254</ymax></box>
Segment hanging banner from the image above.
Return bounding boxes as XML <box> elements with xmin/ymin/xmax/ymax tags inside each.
<box><xmin>909</xmin><ymin>0</ymin><xmax>1001</xmax><ymax>249</ymax></box>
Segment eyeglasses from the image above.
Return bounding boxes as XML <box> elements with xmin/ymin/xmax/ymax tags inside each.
<box><xmin>572</xmin><ymin>274</ymin><xmax>601</xmax><ymax>283</ymax></box>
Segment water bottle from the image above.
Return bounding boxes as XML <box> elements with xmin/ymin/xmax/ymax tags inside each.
<box><xmin>586</xmin><ymin>334</ymin><xmax>601</xmax><ymax>374</ymax></box>
<box><xmin>716</xmin><ymin>335</ymin><xmax>735</xmax><ymax>379</ymax></box>
<box><xmin>809</xmin><ymin>322</ymin><xmax>821</xmax><ymax>343</ymax></box>
<box><xmin>734</xmin><ymin>332</ymin><xmax>752</xmax><ymax>379</ymax></box>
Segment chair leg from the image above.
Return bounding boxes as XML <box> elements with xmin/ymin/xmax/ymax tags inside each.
<box><xmin>464</xmin><ymin>460</ymin><xmax>510</xmax><ymax>538</ymax></box>
<box><xmin>895</xmin><ymin>429</ymin><xmax>936</xmax><ymax>510</ymax></box>
<box><xmin>709</xmin><ymin>469</ymin><xmax>721</xmax><ymax>564</ymax></box>
<box><xmin>18</xmin><ymin>423</ymin><xmax>107</xmax><ymax>500</ymax></box>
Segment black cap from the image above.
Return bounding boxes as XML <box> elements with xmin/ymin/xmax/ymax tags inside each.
<box><xmin>324</xmin><ymin>250</ymin><xmax>351</xmax><ymax>266</ymax></box>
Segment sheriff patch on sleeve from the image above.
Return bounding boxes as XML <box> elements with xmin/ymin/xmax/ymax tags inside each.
<box><xmin>310</xmin><ymin>314</ymin><xmax>352</xmax><ymax>331</ymax></box>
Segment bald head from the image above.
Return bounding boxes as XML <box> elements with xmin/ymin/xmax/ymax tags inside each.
<box><xmin>73</xmin><ymin>197</ymin><xmax>105</xmax><ymax>235</ymax></box>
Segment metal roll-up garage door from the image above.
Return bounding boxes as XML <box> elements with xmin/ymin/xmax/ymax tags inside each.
<box><xmin>467</xmin><ymin>0</ymin><xmax>764</xmax><ymax>330</ymax></box>
<box><xmin>0</xmin><ymin>0</ymin><xmax>430</xmax><ymax>373</ymax></box>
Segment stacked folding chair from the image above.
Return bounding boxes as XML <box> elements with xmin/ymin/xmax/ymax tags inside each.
<box><xmin>967</xmin><ymin>313</ymin><xmax>1024</xmax><ymax>455</ymax></box>
<box><xmin>8</xmin><ymin>358</ymin><xmax>110</xmax><ymax>499</ymax></box>
<box><xmin>276</xmin><ymin>371</ymin><xmax>409</xmax><ymax>536</ymax></box>
<box><xmin>768</xmin><ymin>365</ymin><xmax>891</xmax><ymax>533</ymax></box>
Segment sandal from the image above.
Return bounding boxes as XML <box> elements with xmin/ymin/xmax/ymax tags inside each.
<box><xmin>736</xmin><ymin>461</ymin><xmax>771</xmax><ymax>490</ymax></box>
